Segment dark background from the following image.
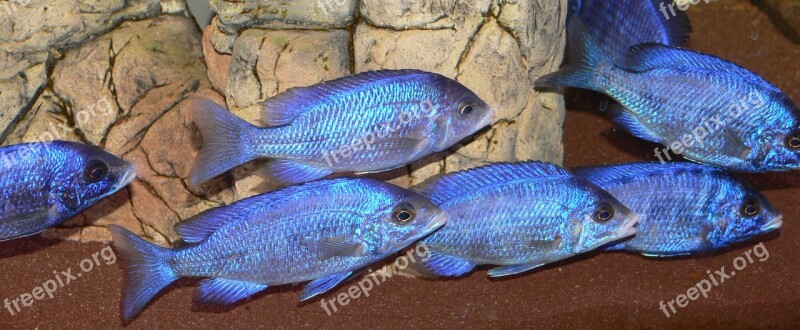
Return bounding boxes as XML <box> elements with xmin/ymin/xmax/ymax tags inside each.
<box><xmin>1</xmin><ymin>2</ymin><xmax>799</xmax><ymax>328</ymax></box>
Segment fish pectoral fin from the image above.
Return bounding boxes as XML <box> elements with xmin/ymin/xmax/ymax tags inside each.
<box><xmin>365</xmin><ymin>137</ymin><xmax>425</xmax><ymax>153</ymax></box>
<box><xmin>405</xmin><ymin>248</ymin><xmax>476</xmax><ymax>278</ymax></box>
<box><xmin>606</xmin><ymin>104</ymin><xmax>662</xmax><ymax>143</ymax></box>
<box><xmin>300</xmin><ymin>271</ymin><xmax>354</xmax><ymax>301</ymax></box>
<box><xmin>527</xmin><ymin>238</ymin><xmax>561</xmax><ymax>250</ymax></box>
<box><xmin>304</xmin><ymin>237</ymin><xmax>366</xmax><ymax>261</ymax></box>
<box><xmin>195</xmin><ymin>278</ymin><xmax>269</xmax><ymax>305</ymax></box>
<box><xmin>256</xmin><ymin>160</ymin><xmax>332</xmax><ymax>186</ymax></box>
<box><xmin>0</xmin><ymin>206</ymin><xmax>59</xmax><ymax>240</ymax></box>
<box><xmin>5</xmin><ymin>206</ymin><xmax>58</xmax><ymax>226</ymax></box>
<box><xmin>717</xmin><ymin>128</ymin><xmax>752</xmax><ymax>160</ymax></box>
<box><xmin>487</xmin><ymin>262</ymin><xmax>547</xmax><ymax>278</ymax></box>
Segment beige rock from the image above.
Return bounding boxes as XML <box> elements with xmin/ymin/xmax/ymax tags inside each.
<box><xmin>1</xmin><ymin>9</ymin><xmax>233</xmax><ymax>244</ymax></box>
<box><xmin>208</xmin><ymin>0</ymin><xmax>358</xmax><ymax>54</ymax></box>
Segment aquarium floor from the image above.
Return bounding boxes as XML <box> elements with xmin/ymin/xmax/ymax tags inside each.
<box><xmin>1</xmin><ymin>2</ymin><xmax>799</xmax><ymax>328</ymax></box>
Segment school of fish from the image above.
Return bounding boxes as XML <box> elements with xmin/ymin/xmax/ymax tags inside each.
<box><xmin>0</xmin><ymin>0</ymin><xmax>794</xmax><ymax>324</ymax></box>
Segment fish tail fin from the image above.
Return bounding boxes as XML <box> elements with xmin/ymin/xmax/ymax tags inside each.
<box><xmin>189</xmin><ymin>98</ymin><xmax>261</xmax><ymax>187</ymax></box>
<box><xmin>535</xmin><ymin>19</ymin><xmax>615</xmax><ymax>91</ymax></box>
<box><xmin>109</xmin><ymin>225</ymin><xmax>179</xmax><ymax>322</ymax></box>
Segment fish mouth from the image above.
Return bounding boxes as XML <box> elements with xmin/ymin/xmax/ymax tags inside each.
<box><xmin>619</xmin><ymin>213</ymin><xmax>639</xmax><ymax>239</ymax></box>
<box><xmin>479</xmin><ymin>109</ymin><xmax>495</xmax><ymax>128</ymax></box>
<box><xmin>761</xmin><ymin>215</ymin><xmax>782</xmax><ymax>232</ymax></box>
<box><xmin>116</xmin><ymin>165</ymin><xmax>137</xmax><ymax>189</ymax></box>
<box><xmin>422</xmin><ymin>212</ymin><xmax>448</xmax><ymax>234</ymax></box>
<box><xmin>589</xmin><ymin>213</ymin><xmax>639</xmax><ymax>250</ymax></box>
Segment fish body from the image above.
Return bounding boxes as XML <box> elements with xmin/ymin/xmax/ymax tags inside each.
<box><xmin>189</xmin><ymin>70</ymin><xmax>494</xmax><ymax>187</ymax></box>
<box><xmin>537</xmin><ymin>21</ymin><xmax>800</xmax><ymax>172</ymax></box>
<box><xmin>110</xmin><ymin>178</ymin><xmax>446</xmax><ymax>321</ymax></box>
<box><xmin>574</xmin><ymin>162</ymin><xmax>782</xmax><ymax>257</ymax></box>
<box><xmin>569</xmin><ymin>0</ymin><xmax>690</xmax><ymax>63</ymax></box>
<box><xmin>406</xmin><ymin>161</ymin><xmax>637</xmax><ymax>278</ymax></box>
<box><xmin>0</xmin><ymin>141</ymin><xmax>135</xmax><ymax>240</ymax></box>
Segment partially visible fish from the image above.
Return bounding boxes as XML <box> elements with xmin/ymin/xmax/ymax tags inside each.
<box><xmin>574</xmin><ymin>162</ymin><xmax>782</xmax><ymax>257</ymax></box>
<box><xmin>110</xmin><ymin>178</ymin><xmax>446</xmax><ymax>321</ymax></box>
<box><xmin>189</xmin><ymin>70</ymin><xmax>494</xmax><ymax>187</ymax></box>
<box><xmin>537</xmin><ymin>21</ymin><xmax>800</xmax><ymax>172</ymax></box>
<box><xmin>569</xmin><ymin>0</ymin><xmax>691</xmax><ymax>63</ymax></box>
<box><xmin>405</xmin><ymin>161</ymin><xmax>637</xmax><ymax>278</ymax></box>
<box><xmin>0</xmin><ymin>141</ymin><xmax>135</xmax><ymax>241</ymax></box>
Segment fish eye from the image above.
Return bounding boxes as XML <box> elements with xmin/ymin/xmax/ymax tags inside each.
<box><xmin>740</xmin><ymin>199</ymin><xmax>761</xmax><ymax>218</ymax></box>
<box><xmin>85</xmin><ymin>160</ymin><xmax>109</xmax><ymax>183</ymax></box>
<box><xmin>785</xmin><ymin>134</ymin><xmax>800</xmax><ymax>150</ymax></box>
<box><xmin>457</xmin><ymin>100</ymin><xmax>474</xmax><ymax>119</ymax></box>
<box><xmin>594</xmin><ymin>203</ymin><xmax>614</xmax><ymax>223</ymax></box>
<box><xmin>391</xmin><ymin>203</ymin><xmax>416</xmax><ymax>225</ymax></box>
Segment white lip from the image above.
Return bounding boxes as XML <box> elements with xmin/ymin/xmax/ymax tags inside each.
<box><xmin>117</xmin><ymin>166</ymin><xmax>137</xmax><ymax>188</ymax></box>
<box><xmin>761</xmin><ymin>215</ymin><xmax>782</xmax><ymax>232</ymax></box>
<box><xmin>589</xmin><ymin>213</ymin><xmax>639</xmax><ymax>250</ymax></box>
<box><xmin>619</xmin><ymin>213</ymin><xmax>639</xmax><ymax>238</ymax></box>
<box><xmin>423</xmin><ymin>212</ymin><xmax>447</xmax><ymax>233</ymax></box>
<box><xmin>479</xmin><ymin>110</ymin><xmax>495</xmax><ymax>128</ymax></box>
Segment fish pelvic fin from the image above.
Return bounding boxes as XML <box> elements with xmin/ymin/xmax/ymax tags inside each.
<box><xmin>108</xmin><ymin>225</ymin><xmax>178</xmax><ymax>323</ymax></box>
<box><xmin>188</xmin><ymin>98</ymin><xmax>260</xmax><ymax>187</ymax></box>
<box><xmin>535</xmin><ymin>18</ymin><xmax>614</xmax><ymax>92</ymax></box>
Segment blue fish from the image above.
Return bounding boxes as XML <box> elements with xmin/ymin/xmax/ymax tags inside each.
<box><xmin>574</xmin><ymin>162</ymin><xmax>782</xmax><ymax>257</ymax></box>
<box><xmin>405</xmin><ymin>161</ymin><xmax>637</xmax><ymax>278</ymax></box>
<box><xmin>0</xmin><ymin>141</ymin><xmax>135</xmax><ymax>241</ymax></box>
<box><xmin>189</xmin><ymin>70</ymin><xmax>494</xmax><ymax>187</ymax></box>
<box><xmin>109</xmin><ymin>178</ymin><xmax>446</xmax><ymax>321</ymax></box>
<box><xmin>537</xmin><ymin>21</ymin><xmax>800</xmax><ymax>172</ymax></box>
<box><xmin>569</xmin><ymin>0</ymin><xmax>691</xmax><ymax>63</ymax></box>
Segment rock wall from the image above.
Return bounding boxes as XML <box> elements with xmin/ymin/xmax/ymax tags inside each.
<box><xmin>0</xmin><ymin>0</ymin><xmax>567</xmax><ymax>245</ymax></box>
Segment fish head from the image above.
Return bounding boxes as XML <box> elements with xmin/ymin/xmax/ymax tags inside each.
<box><xmin>750</xmin><ymin>96</ymin><xmax>800</xmax><ymax>170</ymax></box>
<box><xmin>429</xmin><ymin>75</ymin><xmax>494</xmax><ymax>151</ymax></box>
<box><xmin>48</xmin><ymin>141</ymin><xmax>137</xmax><ymax>213</ymax></box>
<box><xmin>566</xmin><ymin>183</ymin><xmax>638</xmax><ymax>254</ymax></box>
<box><xmin>705</xmin><ymin>180</ymin><xmax>782</xmax><ymax>248</ymax></box>
<box><xmin>365</xmin><ymin>185</ymin><xmax>447</xmax><ymax>255</ymax></box>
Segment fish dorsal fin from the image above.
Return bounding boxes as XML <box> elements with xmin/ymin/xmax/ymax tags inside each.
<box><xmin>573</xmin><ymin>162</ymin><xmax>722</xmax><ymax>187</ymax></box>
<box><xmin>649</xmin><ymin>0</ymin><xmax>691</xmax><ymax>47</ymax></box>
<box><xmin>605</xmin><ymin>103</ymin><xmax>662</xmax><ymax>143</ymax></box>
<box><xmin>260</xmin><ymin>69</ymin><xmax>431</xmax><ymax>126</ymax></box>
<box><xmin>625</xmin><ymin>44</ymin><xmax>778</xmax><ymax>91</ymax></box>
<box><xmin>411</xmin><ymin>161</ymin><xmax>571</xmax><ymax>205</ymax></box>
<box><xmin>175</xmin><ymin>179</ymin><xmax>348</xmax><ymax>243</ymax></box>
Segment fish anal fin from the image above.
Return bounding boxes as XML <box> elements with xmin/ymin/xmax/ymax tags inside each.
<box><xmin>300</xmin><ymin>272</ymin><xmax>354</xmax><ymax>301</ymax></box>
<box><xmin>487</xmin><ymin>262</ymin><xmax>546</xmax><ymax>278</ymax></box>
<box><xmin>195</xmin><ymin>278</ymin><xmax>269</xmax><ymax>305</ymax></box>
